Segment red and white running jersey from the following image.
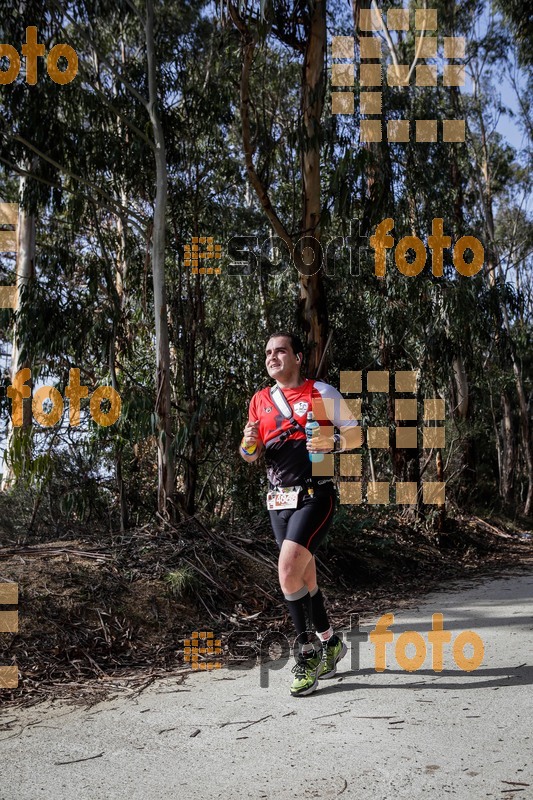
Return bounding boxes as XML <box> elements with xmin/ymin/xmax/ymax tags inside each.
<box><xmin>247</xmin><ymin>379</ymin><xmax>359</xmax><ymax>487</ymax></box>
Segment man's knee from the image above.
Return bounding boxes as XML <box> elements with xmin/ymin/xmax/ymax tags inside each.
<box><xmin>278</xmin><ymin>558</ymin><xmax>304</xmax><ymax>584</ymax></box>
<box><xmin>278</xmin><ymin>543</ymin><xmax>310</xmax><ymax>584</ymax></box>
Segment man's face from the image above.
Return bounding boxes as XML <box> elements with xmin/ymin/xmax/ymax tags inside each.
<box><xmin>265</xmin><ymin>336</ymin><xmax>300</xmax><ymax>381</ymax></box>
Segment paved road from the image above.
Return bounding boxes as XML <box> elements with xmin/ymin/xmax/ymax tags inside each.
<box><xmin>1</xmin><ymin>573</ymin><xmax>532</xmax><ymax>799</ymax></box>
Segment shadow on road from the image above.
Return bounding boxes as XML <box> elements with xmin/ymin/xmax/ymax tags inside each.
<box><xmin>318</xmin><ymin>664</ymin><xmax>533</xmax><ymax>694</ymax></box>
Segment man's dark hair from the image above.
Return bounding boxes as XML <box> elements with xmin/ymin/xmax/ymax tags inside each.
<box><xmin>267</xmin><ymin>331</ymin><xmax>304</xmax><ymax>358</ymax></box>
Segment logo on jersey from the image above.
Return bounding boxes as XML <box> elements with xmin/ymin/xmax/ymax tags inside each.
<box><xmin>264</xmin><ymin>406</ymin><xmax>273</xmax><ymax>413</ymax></box>
<box><xmin>293</xmin><ymin>401</ymin><xmax>309</xmax><ymax>416</ymax></box>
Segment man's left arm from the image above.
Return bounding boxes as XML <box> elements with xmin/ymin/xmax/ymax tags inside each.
<box><xmin>308</xmin><ymin>382</ymin><xmax>362</xmax><ymax>453</ymax></box>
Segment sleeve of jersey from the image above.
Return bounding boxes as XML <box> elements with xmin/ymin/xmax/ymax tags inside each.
<box><xmin>314</xmin><ymin>381</ymin><xmax>362</xmax><ymax>450</ymax></box>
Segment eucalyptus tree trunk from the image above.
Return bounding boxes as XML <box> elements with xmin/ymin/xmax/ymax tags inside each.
<box><xmin>146</xmin><ymin>0</ymin><xmax>176</xmax><ymax>519</ymax></box>
<box><xmin>109</xmin><ymin>34</ymin><xmax>129</xmax><ymax>532</ymax></box>
<box><xmin>500</xmin><ymin>392</ymin><xmax>516</xmax><ymax>501</ymax></box>
<box><xmin>228</xmin><ymin>0</ymin><xmax>330</xmax><ymax>375</ymax></box>
<box><xmin>112</xmin><ymin>200</ymin><xmax>129</xmax><ymax>531</ymax></box>
<box><xmin>1</xmin><ymin>176</ymin><xmax>35</xmax><ymax>491</ymax></box>
<box><xmin>298</xmin><ymin>0</ymin><xmax>328</xmax><ymax>376</ymax></box>
<box><xmin>352</xmin><ymin>0</ymin><xmax>394</xmax><ymax>233</ymax></box>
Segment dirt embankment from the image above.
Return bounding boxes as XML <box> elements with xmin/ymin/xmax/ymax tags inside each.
<box><xmin>1</xmin><ymin>506</ymin><xmax>532</xmax><ymax>708</ymax></box>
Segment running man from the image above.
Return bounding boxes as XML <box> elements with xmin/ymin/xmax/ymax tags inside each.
<box><xmin>240</xmin><ymin>332</ymin><xmax>360</xmax><ymax>696</ymax></box>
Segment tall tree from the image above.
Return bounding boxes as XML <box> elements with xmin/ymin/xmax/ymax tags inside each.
<box><xmin>227</xmin><ymin>0</ymin><xmax>329</xmax><ymax>374</ymax></box>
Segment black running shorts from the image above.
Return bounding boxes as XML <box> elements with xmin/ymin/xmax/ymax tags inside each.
<box><xmin>268</xmin><ymin>486</ymin><xmax>336</xmax><ymax>554</ymax></box>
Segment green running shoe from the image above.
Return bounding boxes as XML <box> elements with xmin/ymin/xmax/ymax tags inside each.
<box><xmin>318</xmin><ymin>634</ymin><xmax>347</xmax><ymax>679</ymax></box>
<box><xmin>290</xmin><ymin>651</ymin><xmax>322</xmax><ymax>697</ymax></box>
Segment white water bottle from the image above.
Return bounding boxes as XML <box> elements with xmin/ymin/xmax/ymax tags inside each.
<box><xmin>305</xmin><ymin>411</ymin><xmax>324</xmax><ymax>463</ymax></box>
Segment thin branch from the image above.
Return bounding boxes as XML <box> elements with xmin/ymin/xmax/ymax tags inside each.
<box><xmin>0</xmin><ymin>155</ymin><xmax>147</xmax><ymax>239</ymax></box>
<box><xmin>54</xmin><ymin>752</ymin><xmax>104</xmax><ymax>766</ymax></box>
<box><xmin>407</xmin><ymin>0</ymin><xmax>429</xmax><ymax>85</ymax></box>
<box><xmin>370</xmin><ymin>0</ymin><xmax>428</xmax><ymax>84</ymax></box>
<box><xmin>88</xmin><ymin>202</ymin><xmax>122</xmax><ymax>314</ymax></box>
<box><xmin>123</xmin><ymin>0</ymin><xmax>146</xmax><ymax>26</ymax></box>
<box><xmin>508</xmin><ymin>68</ymin><xmax>533</xmax><ymax>143</ymax></box>
<box><xmin>372</xmin><ymin>0</ymin><xmax>399</xmax><ymax>69</ymax></box>
<box><xmin>3</xmin><ymin>132</ymin><xmax>147</xmax><ymax>228</ymax></box>
<box><xmin>76</xmin><ymin>66</ymin><xmax>155</xmax><ymax>151</ymax></box>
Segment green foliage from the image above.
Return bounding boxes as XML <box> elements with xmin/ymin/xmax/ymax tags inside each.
<box><xmin>0</xmin><ymin>0</ymin><xmax>531</xmax><ymax>526</ymax></box>
<box><xmin>164</xmin><ymin>566</ymin><xmax>198</xmax><ymax>598</ymax></box>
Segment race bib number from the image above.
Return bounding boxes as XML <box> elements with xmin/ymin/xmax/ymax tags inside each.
<box><xmin>266</xmin><ymin>490</ymin><xmax>299</xmax><ymax>510</ymax></box>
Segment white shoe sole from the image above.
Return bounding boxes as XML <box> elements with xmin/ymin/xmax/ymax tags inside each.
<box><xmin>290</xmin><ymin>676</ymin><xmax>319</xmax><ymax>697</ymax></box>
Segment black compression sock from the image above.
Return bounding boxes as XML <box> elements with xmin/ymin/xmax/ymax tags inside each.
<box><xmin>283</xmin><ymin>585</ymin><xmax>314</xmax><ymax>643</ymax></box>
<box><xmin>309</xmin><ymin>586</ymin><xmax>330</xmax><ymax>634</ymax></box>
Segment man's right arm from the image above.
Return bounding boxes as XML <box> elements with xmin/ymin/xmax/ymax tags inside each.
<box><xmin>240</xmin><ymin>419</ymin><xmax>263</xmax><ymax>463</ymax></box>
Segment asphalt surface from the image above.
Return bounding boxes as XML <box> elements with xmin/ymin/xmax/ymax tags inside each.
<box><xmin>1</xmin><ymin>572</ymin><xmax>532</xmax><ymax>799</ymax></box>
